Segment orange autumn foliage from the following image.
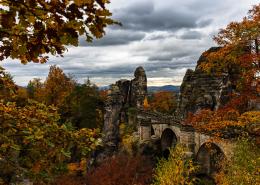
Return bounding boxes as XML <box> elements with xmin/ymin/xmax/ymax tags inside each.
<box><xmin>199</xmin><ymin>4</ymin><xmax>260</xmax><ymax>96</ymax></box>
<box><xmin>150</xmin><ymin>91</ymin><xmax>177</xmax><ymax>113</ymax></box>
<box><xmin>187</xmin><ymin>4</ymin><xmax>260</xmax><ymax>136</ymax></box>
<box><xmin>44</xmin><ymin>65</ymin><xmax>75</xmax><ymax>106</ymax></box>
<box><xmin>185</xmin><ymin>107</ymin><xmax>260</xmax><ymax>136</ymax></box>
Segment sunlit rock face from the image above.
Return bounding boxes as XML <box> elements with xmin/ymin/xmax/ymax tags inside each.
<box><xmin>177</xmin><ymin>47</ymin><xmax>236</xmax><ymax>118</ymax></box>
<box><xmin>100</xmin><ymin>66</ymin><xmax>147</xmax><ymax>158</ymax></box>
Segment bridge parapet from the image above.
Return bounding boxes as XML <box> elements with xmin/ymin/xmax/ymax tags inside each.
<box><xmin>137</xmin><ymin>109</ymin><xmax>234</xmax><ymax>163</ymax></box>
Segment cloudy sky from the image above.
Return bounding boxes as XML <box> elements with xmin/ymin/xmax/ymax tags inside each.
<box><xmin>1</xmin><ymin>0</ymin><xmax>259</xmax><ymax>86</ymax></box>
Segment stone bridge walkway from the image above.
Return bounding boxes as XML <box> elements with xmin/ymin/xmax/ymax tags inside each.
<box><xmin>136</xmin><ymin>109</ymin><xmax>233</xmax><ymax>175</ymax></box>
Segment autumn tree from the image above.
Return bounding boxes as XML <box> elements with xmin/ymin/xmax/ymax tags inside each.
<box><xmin>44</xmin><ymin>65</ymin><xmax>75</xmax><ymax>107</ymax></box>
<box><xmin>0</xmin><ymin>66</ymin><xmax>17</xmax><ymax>101</ymax></box>
<box><xmin>0</xmin><ymin>100</ymin><xmax>100</xmax><ymax>184</ymax></box>
<box><xmin>199</xmin><ymin>4</ymin><xmax>259</xmax><ymax>98</ymax></box>
<box><xmin>0</xmin><ymin>0</ymin><xmax>118</xmax><ymax>63</ymax></box>
<box><xmin>0</xmin><ymin>67</ymin><xmax>101</xmax><ymax>184</ymax></box>
<box><xmin>150</xmin><ymin>91</ymin><xmax>177</xmax><ymax>114</ymax></box>
<box><xmin>61</xmin><ymin>79</ymin><xmax>104</xmax><ymax>129</ymax></box>
<box><xmin>27</xmin><ymin>78</ymin><xmax>44</xmax><ymax>101</ymax></box>
<box><xmin>186</xmin><ymin>4</ymin><xmax>260</xmax><ymax>137</ymax></box>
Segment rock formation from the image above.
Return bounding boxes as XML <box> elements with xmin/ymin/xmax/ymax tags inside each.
<box><xmin>130</xmin><ymin>66</ymin><xmax>147</xmax><ymax>108</ymax></box>
<box><xmin>100</xmin><ymin>66</ymin><xmax>147</xmax><ymax>158</ymax></box>
<box><xmin>177</xmin><ymin>47</ymin><xmax>235</xmax><ymax>118</ymax></box>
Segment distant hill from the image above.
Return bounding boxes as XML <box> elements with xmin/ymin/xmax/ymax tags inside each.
<box><xmin>148</xmin><ymin>85</ymin><xmax>180</xmax><ymax>93</ymax></box>
<box><xmin>99</xmin><ymin>86</ymin><xmax>109</xmax><ymax>90</ymax></box>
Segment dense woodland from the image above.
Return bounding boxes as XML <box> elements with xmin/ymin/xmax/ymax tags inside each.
<box><xmin>0</xmin><ymin>1</ymin><xmax>260</xmax><ymax>185</ymax></box>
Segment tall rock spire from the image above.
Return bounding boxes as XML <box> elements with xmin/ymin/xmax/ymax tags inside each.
<box><xmin>98</xmin><ymin>66</ymin><xmax>147</xmax><ymax>160</ymax></box>
<box><xmin>130</xmin><ymin>66</ymin><xmax>147</xmax><ymax>108</ymax></box>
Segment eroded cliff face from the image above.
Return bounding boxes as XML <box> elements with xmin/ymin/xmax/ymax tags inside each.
<box><xmin>177</xmin><ymin>47</ymin><xmax>235</xmax><ymax>118</ymax></box>
<box><xmin>100</xmin><ymin>66</ymin><xmax>147</xmax><ymax>157</ymax></box>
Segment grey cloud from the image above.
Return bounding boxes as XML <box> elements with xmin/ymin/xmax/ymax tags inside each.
<box><xmin>113</xmin><ymin>1</ymin><xmax>212</xmax><ymax>32</ymax></box>
<box><xmin>116</xmin><ymin>10</ymin><xmax>198</xmax><ymax>32</ymax></box>
<box><xmin>143</xmin><ymin>32</ymin><xmax>173</xmax><ymax>41</ymax></box>
<box><xmin>79</xmin><ymin>30</ymin><xmax>145</xmax><ymax>46</ymax></box>
<box><xmin>123</xmin><ymin>0</ymin><xmax>154</xmax><ymax>16</ymax></box>
<box><xmin>196</xmin><ymin>19</ymin><xmax>213</xmax><ymax>27</ymax></box>
<box><xmin>148</xmin><ymin>50</ymin><xmax>191</xmax><ymax>61</ymax></box>
<box><xmin>179</xmin><ymin>30</ymin><xmax>202</xmax><ymax>40</ymax></box>
<box><xmin>148</xmin><ymin>53</ymin><xmax>174</xmax><ymax>61</ymax></box>
<box><xmin>3</xmin><ymin>0</ymin><xmax>258</xmax><ymax>86</ymax></box>
<box><xmin>61</xmin><ymin>57</ymin><xmax>197</xmax><ymax>80</ymax></box>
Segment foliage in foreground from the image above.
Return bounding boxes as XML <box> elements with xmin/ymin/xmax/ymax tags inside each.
<box><xmin>0</xmin><ymin>66</ymin><xmax>17</xmax><ymax>101</ymax></box>
<box><xmin>0</xmin><ymin>99</ymin><xmax>100</xmax><ymax>184</ymax></box>
<box><xmin>153</xmin><ymin>144</ymin><xmax>197</xmax><ymax>185</ymax></box>
<box><xmin>215</xmin><ymin>138</ymin><xmax>260</xmax><ymax>185</ymax></box>
<box><xmin>0</xmin><ymin>0</ymin><xmax>118</xmax><ymax>63</ymax></box>
<box><xmin>85</xmin><ymin>154</ymin><xmax>153</xmax><ymax>185</ymax></box>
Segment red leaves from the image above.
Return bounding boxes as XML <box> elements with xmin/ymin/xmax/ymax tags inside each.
<box><xmin>85</xmin><ymin>155</ymin><xmax>153</xmax><ymax>185</ymax></box>
<box><xmin>184</xmin><ymin>92</ymin><xmax>260</xmax><ymax>136</ymax></box>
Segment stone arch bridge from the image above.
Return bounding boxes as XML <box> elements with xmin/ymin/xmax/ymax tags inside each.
<box><xmin>137</xmin><ymin>109</ymin><xmax>233</xmax><ymax>175</ymax></box>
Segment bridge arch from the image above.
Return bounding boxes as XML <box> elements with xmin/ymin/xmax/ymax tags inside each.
<box><xmin>160</xmin><ymin>128</ymin><xmax>178</xmax><ymax>158</ymax></box>
<box><xmin>196</xmin><ymin>142</ymin><xmax>225</xmax><ymax>175</ymax></box>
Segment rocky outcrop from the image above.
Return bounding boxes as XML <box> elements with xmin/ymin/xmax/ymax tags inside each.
<box><xmin>130</xmin><ymin>66</ymin><xmax>147</xmax><ymax>108</ymax></box>
<box><xmin>100</xmin><ymin>66</ymin><xmax>147</xmax><ymax>158</ymax></box>
<box><xmin>177</xmin><ymin>47</ymin><xmax>235</xmax><ymax>118</ymax></box>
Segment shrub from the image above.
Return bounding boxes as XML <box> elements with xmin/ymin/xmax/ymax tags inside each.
<box><xmin>152</xmin><ymin>144</ymin><xmax>198</xmax><ymax>185</ymax></box>
<box><xmin>85</xmin><ymin>154</ymin><xmax>153</xmax><ymax>185</ymax></box>
<box><xmin>215</xmin><ymin>138</ymin><xmax>260</xmax><ymax>185</ymax></box>
<box><xmin>0</xmin><ymin>100</ymin><xmax>100</xmax><ymax>184</ymax></box>
<box><xmin>119</xmin><ymin>123</ymin><xmax>139</xmax><ymax>155</ymax></box>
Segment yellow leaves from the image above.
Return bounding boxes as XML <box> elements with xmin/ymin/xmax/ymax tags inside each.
<box><xmin>74</xmin><ymin>0</ymin><xmax>93</xmax><ymax>6</ymax></box>
<box><xmin>143</xmin><ymin>96</ymin><xmax>150</xmax><ymax>110</ymax></box>
<box><xmin>153</xmin><ymin>144</ymin><xmax>198</xmax><ymax>185</ymax></box>
<box><xmin>215</xmin><ymin>139</ymin><xmax>260</xmax><ymax>185</ymax></box>
<box><xmin>95</xmin><ymin>9</ymin><xmax>112</xmax><ymax>16</ymax></box>
<box><xmin>1</xmin><ymin>0</ymin><xmax>116</xmax><ymax>63</ymax></box>
<box><xmin>0</xmin><ymin>100</ymin><xmax>100</xmax><ymax>183</ymax></box>
<box><xmin>121</xmin><ymin>134</ymin><xmax>138</xmax><ymax>155</ymax></box>
<box><xmin>27</xmin><ymin>15</ymin><xmax>36</xmax><ymax>23</ymax></box>
<box><xmin>67</xmin><ymin>159</ymin><xmax>88</xmax><ymax>174</ymax></box>
<box><xmin>44</xmin><ymin>65</ymin><xmax>75</xmax><ymax>106</ymax></box>
<box><xmin>0</xmin><ymin>67</ymin><xmax>18</xmax><ymax>101</ymax></box>
<box><xmin>238</xmin><ymin>111</ymin><xmax>260</xmax><ymax>125</ymax></box>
